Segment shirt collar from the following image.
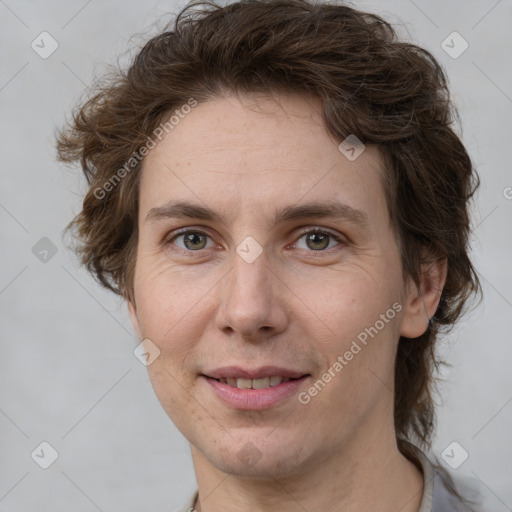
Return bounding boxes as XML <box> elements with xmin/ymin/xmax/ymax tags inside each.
<box><xmin>405</xmin><ymin>442</ymin><xmax>435</xmax><ymax>512</ymax></box>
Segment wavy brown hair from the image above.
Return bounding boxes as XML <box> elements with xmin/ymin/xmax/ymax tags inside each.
<box><xmin>56</xmin><ymin>0</ymin><xmax>481</xmax><ymax>451</ymax></box>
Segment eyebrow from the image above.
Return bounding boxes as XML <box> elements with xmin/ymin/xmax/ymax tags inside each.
<box><xmin>145</xmin><ymin>200</ymin><xmax>369</xmax><ymax>227</ymax></box>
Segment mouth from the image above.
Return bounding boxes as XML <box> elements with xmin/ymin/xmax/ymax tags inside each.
<box><xmin>200</xmin><ymin>366</ymin><xmax>311</xmax><ymax>410</ymax></box>
<box><xmin>202</xmin><ymin>365</ymin><xmax>310</xmax><ymax>386</ymax></box>
<box><xmin>206</xmin><ymin>375</ymin><xmax>304</xmax><ymax>389</ymax></box>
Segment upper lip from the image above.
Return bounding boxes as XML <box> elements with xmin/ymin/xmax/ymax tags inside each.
<box><xmin>203</xmin><ymin>366</ymin><xmax>309</xmax><ymax>380</ymax></box>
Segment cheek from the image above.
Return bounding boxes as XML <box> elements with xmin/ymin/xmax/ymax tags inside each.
<box><xmin>299</xmin><ymin>281</ymin><xmax>401</xmax><ymax>433</ymax></box>
<box><xmin>303</xmin><ymin>265</ymin><xmax>402</xmax><ymax>390</ymax></box>
<box><xmin>133</xmin><ymin>254</ymin><xmax>209</xmax><ymax>339</ymax></box>
<box><xmin>132</xmin><ymin>259</ymin><xmax>209</xmax><ymax>421</ymax></box>
<box><xmin>304</xmin><ymin>261</ymin><xmax>400</xmax><ymax>338</ymax></box>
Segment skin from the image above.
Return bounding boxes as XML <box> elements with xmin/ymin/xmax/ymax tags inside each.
<box><xmin>128</xmin><ymin>91</ymin><xmax>447</xmax><ymax>512</ymax></box>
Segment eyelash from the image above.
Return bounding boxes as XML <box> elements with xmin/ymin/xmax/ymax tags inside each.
<box><xmin>164</xmin><ymin>227</ymin><xmax>346</xmax><ymax>255</ymax></box>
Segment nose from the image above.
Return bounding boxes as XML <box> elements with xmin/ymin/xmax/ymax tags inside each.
<box><xmin>214</xmin><ymin>249</ymin><xmax>289</xmax><ymax>341</ymax></box>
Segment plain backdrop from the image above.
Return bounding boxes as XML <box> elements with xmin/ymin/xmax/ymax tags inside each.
<box><xmin>1</xmin><ymin>0</ymin><xmax>511</xmax><ymax>511</ymax></box>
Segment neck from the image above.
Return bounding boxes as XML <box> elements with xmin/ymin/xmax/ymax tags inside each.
<box><xmin>190</xmin><ymin>424</ymin><xmax>424</xmax><ymax>512</ymax></box>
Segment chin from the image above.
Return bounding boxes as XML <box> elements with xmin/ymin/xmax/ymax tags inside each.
<box><xmin>198</xmin><ymin>434</ymin><xmax>314</xmax><ymax>479</ymax></box>
<box><xmin>214</xmin><ymin>454</ymin><xmax>306</xmax><ymax>479</ymax></box>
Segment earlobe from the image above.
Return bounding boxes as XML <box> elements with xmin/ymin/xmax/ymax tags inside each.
<box><xmin>127</xmin><ymin>300</ymin><xmax>143</xmax><ymax>340</ymax></box>
<box><xmin>399</xmin><ymin>258</ymin><xmax>447</xmax><ymax>339</ymax></box>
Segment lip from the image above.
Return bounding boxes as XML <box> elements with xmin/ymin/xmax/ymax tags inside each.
<box><xmin>203</xmin><ymin>366</ymin><xmax>308</xmax><ymax>380</ymax></box>
<box><xmin>201</xmin><ymin>374</ymin><xmax>310</xmax><ymax>410</ymax></box>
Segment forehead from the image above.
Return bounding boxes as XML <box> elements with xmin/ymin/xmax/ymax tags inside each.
<box><xmin>139</xmin><ymin>93</ymin><xmax>387</xmax><ymax>226</ymax></box>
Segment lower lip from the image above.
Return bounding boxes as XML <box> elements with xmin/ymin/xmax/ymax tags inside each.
<box><xmin>203</xmin><ymin>376</ymin><xmax>309</xmax><ymax>410</ymax></box>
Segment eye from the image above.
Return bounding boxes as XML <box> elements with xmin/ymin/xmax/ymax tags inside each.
<box><xmin>165</xmin><ymin>227</ymin><xmax>345</xmax><ymax>254</ymax></box>
<box><xmin>294</xmin><ymin>228</ymin><xmax>344</xmax><ymax>252</ymax></box>
<box><xmin>168</xmin><ymin>229</ymin><xmax>215</xmax><ymax>251</ymax></box>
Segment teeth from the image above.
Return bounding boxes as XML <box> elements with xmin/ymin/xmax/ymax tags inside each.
<box><xmin>270</xmin><ymin>376</ymin><xmax>284</xmax><ymax>386</ymax></box>
<box><xmin>252</xmin><ymin>377</ymin><xmax>270</xmax><ymax>389</ymax></box>
<box><xmin>237</xmin><ymin>378</ymin><xmax>253</xmax><ymax>389</ymax></box>
<box><xmin>218</xmin><ymin>376</ymin><xmax>295</xmax><ymax>389</ymax></box>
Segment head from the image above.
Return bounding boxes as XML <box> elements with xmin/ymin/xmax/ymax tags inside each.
<box><xmin>57</xmin><ymin>0</ymin><xmax>480</xmax><ymax>474</ymax></box>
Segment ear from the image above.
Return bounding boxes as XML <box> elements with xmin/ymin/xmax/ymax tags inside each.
<box><xmin>127</xmin><ymin>299</ymin><xmax>143</xmax><ymax>341</ymax></box>
<box><xmin>399</xmin><ymin>257</ymin><xmax>447</xmax><ymax>339</ymax></box>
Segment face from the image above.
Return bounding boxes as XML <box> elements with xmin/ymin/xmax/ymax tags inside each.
<box><xmin>128</xmin><ymin>92</ymin><xmax>424</xmax><ymax>478</ymax></box>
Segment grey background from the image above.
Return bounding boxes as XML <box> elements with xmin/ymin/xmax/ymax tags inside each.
<box><xmin>1</xmin><ymin>0</ymin><xmax>511</xmax><ymax>511</ymax></box>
